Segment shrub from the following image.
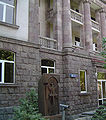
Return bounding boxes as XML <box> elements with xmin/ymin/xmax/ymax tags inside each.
<box><xmin>91</xmin><ymin>102</ymin><xmax>106</xmax><ymax>120</ymax></box>
<box><xmin>12</xmin><ymin>89</ymin><xmax>47</xmax><ymax>120</ymax></box>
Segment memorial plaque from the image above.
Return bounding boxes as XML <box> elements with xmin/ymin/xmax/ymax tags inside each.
<box><xmin>38</xmin><ymin>74</ymin><xmax>60</xmax><ymax>116</ymax></box>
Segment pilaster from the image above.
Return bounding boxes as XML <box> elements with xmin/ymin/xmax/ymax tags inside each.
<box><xmin>53</xmin><ymin>0</ymin><xmax>63</xmax><ymax>51</ymax></box>
<box><xmin>100</xmin><ymin>9</ymin><xmax>106</xmax><ymax>38</ymax></box>
<box><xmin>83</xmin><ymin>0</ymin><xmax>93</xmax><ymax>51</ymax></box>
<box><xmin>95</xmin><ymin>11</ymin><xmax>102</xmax><ymax>52</ymax></box>
<box><xmin>28</xmin><ymin>0</ymin><xmax>39</xmax><ymax>44</ymax></box>
<box><xmin>62</xmin><ymin>0</ymin><xmax>72</xmax><ymax>49</ymax></box>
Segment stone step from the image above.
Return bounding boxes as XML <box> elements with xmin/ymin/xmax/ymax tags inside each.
<box><xmin>74</xmin><ymin>116</ymin><xmax>92</xmax><ymax>120</ymax></box>
<box><xmin>71</xmin><ymin>110</ymin><xmax>96</xmax><ymax>120</ymax></box>
<box><xmin>81</xmin><ymin>110</ymin><xmax>95</xmax><ymax>116</ymax></box>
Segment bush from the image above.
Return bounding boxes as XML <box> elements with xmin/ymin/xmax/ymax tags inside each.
<box><xmin>12</xmin><ymin>89</ymin><xmax>47</xmax><ymax>120</ymax></box>
<box><xmin>91</xmin><ymin>102</ymin><xmax>106</xmax><ymax>120</ymax></box>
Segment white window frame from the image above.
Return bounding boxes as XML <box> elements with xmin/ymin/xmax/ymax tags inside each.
<box><xmin>0</xmin><ymin>60</ymin><xmax>15</xmax><ymax>84</ymax></box>
<box><xmin>93</xmin><ymin>43</ymin><xmax>97</xmax><ymax>51</ymax></box>
<box><xmin>74</xmin><ymin>36</ymin><xmax>81</xmax><ymax>47</ymax></box>
<box><xmin>41</xmin><ymin>60</ymin><xmax>55</xmax><ymax>74</ymax></box>
<box><xmin>0</xmin><ymin>1</ymin><xmax>15</xmax><ymax>23</ymax></box>
<box><xmin>80</xmin><ymin>70</ymin><xmax>87</xmax><ymax>93</ymax></box>
<box><xmin>98</xmin><ymin>79</ymin><xmax>106</xmax><ymax>105</ymax></box>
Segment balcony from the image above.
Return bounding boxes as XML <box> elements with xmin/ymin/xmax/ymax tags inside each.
<box><xmin>39</xmin><ymin>36</ymin><xmax>57</xmax><ymax>50</ymax></box>
<box><xmin>70</xmin><ymin>9</ymin><xmax>83</xmax><ymax>25</ymax></box>
<box><xmin>91</xmin><ymin>20</ymin><xmax>100</xmax><ymax>32</ymax></box>
<box><xmin>46</xmin><ymin>8</ymin><xmax>54</xmax><ymax>22</ymax></box>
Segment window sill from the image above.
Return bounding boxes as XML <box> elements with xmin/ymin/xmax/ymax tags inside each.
<box><xmin>79</xmin><ymin>92</ymin><xmax>91</xmax><ymax>96</ymax></box>
<box><xmin>0</xmin><ymin>84</ymin><xmax>19</xmax><ymax>87</ymax></box>
<box><xmin>92</xmin><ymin>50</ymin><xmax>100</xmax><ymax>54</ymax></box>
<box><xmin>72</xmin><ymin>45</ymin><xmax>84</xmax><ymax>49</ymax></box>
<box><xmin>0</xmin><ymin>21</ymin><xmax>19</xmax><ymax>29</ymax></box>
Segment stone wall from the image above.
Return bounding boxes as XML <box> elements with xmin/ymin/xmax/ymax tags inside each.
<box><xmin>0</xmin><ymin>107</ymin><xmax>14</xmax><ymax>120</ymax></box>
<box><xmin>0</xmin><ymin>36</ymin><xmax>40</xmax><ymax>108</ymax></box>
<box><xmin>63</xmin><ymin>51</ymin><xmax>98</xmax><ymax>116</ymax></box>
<box><xmin>39</xmin><ymin>49</ymin><xmax>64</xmax><ymax>103</ymax></box>
<box><xmin>0</xmin><ymin>36</ymin><xmax>105</xmax><ymax>120</ymax></box>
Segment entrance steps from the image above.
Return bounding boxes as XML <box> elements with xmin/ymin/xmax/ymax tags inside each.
<box><xmin>71</xmin><ymin>110</ymin><xmax>96</xmax><ymax>120</ymax></box>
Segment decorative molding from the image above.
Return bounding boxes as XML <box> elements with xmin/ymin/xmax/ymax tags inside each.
<box><xmin>82</xmin><ymin>0</ymin><xmax>92</xmax><ymax>4</ymax></box>
<box><xmin>99</xmin><ymin>8</ymin><xmax>106</xmax><ymax>13</ymax></box>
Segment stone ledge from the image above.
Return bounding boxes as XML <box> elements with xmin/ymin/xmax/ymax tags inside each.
<box><xmin>79</xmin><ymin>92</ymin><xmax>91</xmax><ymax>96</ymax></box>
<box><xmin>0</xmin><ymin>84</ymin><xmax>19</xmax><ymax>87</ymax></box>
<box><xmin>0</xmin><ymin>21</ymin><xmax>19</xmax><ymax>29</ymax></box>
<box><xmin>0</xmin><ymin>36</ymin><xmax>40</xmax><ymax>49</ymax></box>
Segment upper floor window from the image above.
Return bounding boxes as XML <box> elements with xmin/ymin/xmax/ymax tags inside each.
<box><xmin>0</xmin><ymin>0</ymin><xmax>16</xmax><ymax>24</ymax></box>
<box><xmin>75</xmin><ymin>37</ymin><xmax>80</xmax><ymax>47</ymax></box>
<box><xmin>80</xmin><ymin>70</ymin><xmax>87</xmax><ymax>93</ymax></box>
<box><xmin>0</xmin><ymin>50</ymin><xmax>15</xmax><ymax>84</ymax></box>
<box><xmin>41</xmin><ymin>59</ymin><xmax>55</xmax><ymax>74</ymax></box>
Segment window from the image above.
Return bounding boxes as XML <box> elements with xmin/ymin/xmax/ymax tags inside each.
<box><xmin>93</xmin><ymin>43</ymin><xmax>97</xmax><ymax>51</ymax></box>
<box><xmin>41</xmin><ymin>59</ymin><xmax>55</xmax><ymax>75</ymax></box>
<box><xmin>47</xmin><ymin>0</ymin><xmax>53</xmax><ymax>9</ymax></box>
<box><xmin>75</xmin><ymin>37</ymin><xmax>80</xmax><ymax>46</ymax></box>
<box><xmin>80</xmin><ymin>70</ymin><xmax>87</xmax><ymax>93</ymax></box>
<box><xmin>0</xmin><ymin>50</ymin><xmax>15</xmax><ymax>84</ymax></box>
<box><xmin>0</xmin><ymin>0</ymin><xmax>16</xmax><ymax>24</ymax></box>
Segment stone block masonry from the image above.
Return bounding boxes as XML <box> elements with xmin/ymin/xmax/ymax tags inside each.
<box><xmin>0</xmin><ymin>107</ymin><xmax>14</xmax><ymax>120</ymax></box>
<box><xmin>0</xmin><ymin>37</ymin><xmax>40</xmax><ymax>109</ymax></box>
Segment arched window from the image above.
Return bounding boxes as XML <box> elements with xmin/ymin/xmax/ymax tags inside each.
<box><xmin>0</xmin><ymin>49</ymin><xmax>15</xmax><ymax>83</ymax></box>
<box><xmin>41</xmin><ymin>59</ymin><xmax>55</xmax><ymax>74</ymax></box>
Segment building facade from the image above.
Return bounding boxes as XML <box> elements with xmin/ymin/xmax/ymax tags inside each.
<box><xmin>0</xmin><ymin>0</ymin><xmax>106</xmax><ymax>119</ymax></box>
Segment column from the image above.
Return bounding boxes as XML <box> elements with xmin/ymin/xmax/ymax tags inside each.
<box><xmin>100</xmin><ymin>9</ymin><xmax>106</xmax><ymax>38</ymax></box>
<box><xmin>95</xmin><ymin>11</ymin><xmax>102</xmax><ymax>51</ymax></box>
<box><xmin>79</xmin><ymin>1</ymin><xmax>85</xmax><ymax>47</ymax></box>
<box><xmin>83</xmin><ymin>0</ymin><xmax>93</xmax><ymax>51</ymax></box>
<box><xmin>62</xmin><ymin>0</ymin><xmax>72</xmax><ymax>49</ymax></box>
<box><xmin>53</xmin><ymin>0</ymin><xmax>63</xmax><ymax>51</ymax></box>
<box><xmin>28</xmin><ymin>0</ymin><xmax>39</xmax><ymax>44</ymax></box>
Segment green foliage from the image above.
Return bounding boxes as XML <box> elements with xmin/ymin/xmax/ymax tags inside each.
<box><xmin>100</xmin><ymin>37</ymin><xmax>106</xmax><ymax>69</ymax></box>
<box><xmin>91</xmin><ymin>102</ymin><xmax>106</xmax><ymax>120</ymax></box>
<box><xmin>12</xmin><ymin>89</ymin><xmax>47</xmax><ymax>120</ymax></box>
<box><xmin>0</xmin><ymin>50</ymin><xmax>14</xmax><ymax>61</ymax></box>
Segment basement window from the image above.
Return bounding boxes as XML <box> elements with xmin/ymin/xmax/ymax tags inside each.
<box><xmin>41</xmin><ymin>59</ymin><xmax>55</xmax><ymax>74</ymax></box>
<box><xmin>80</xmin><ymin>70</ymin><xmax>87</xmax><ymax>93</ymax></box>
<box><xmin>0</xmin><ymin>50</ymin><xmax>15</xmax><ymax>84</ymax></box>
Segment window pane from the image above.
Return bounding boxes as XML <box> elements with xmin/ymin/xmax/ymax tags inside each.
<box><xmin>97</xmin><ymin>72</ymin><xmax>106</xmax><ymax>79</ymax></box>
<box><xmin>0</xmin><ymin>4</ymin><xmax>3</xmax><ymax>21</ymax></box>
<box><xmin>98</xmin><ymin>81</ymin><xmax>102</xmax><ymax>99</ymax></box>
<box><xmin>41</xmin><ymin>68</ymin><xmax>47</xmax><ymax>75</ymax></box>
<box><xmin>0</xmin><ymin>63</ymin><xmax>2</xmax><ymax>82</ymax></box>
<box><xmin>0</xmin><ymin>0</ymin><xmax>15</xmax><ymax>5</ymax></box>
<box><xmin>4</xmin><ymin>63</ymin><xmax>14</xmax><ymax>83</ymax></box>
<box><xmin>41</xmin><ymin>60</ymin><xmax>54</xmax><ymax>67</ymax></box>
<box><xmin>102</xmin><ymin>82</ymin><xmax>106</xmax><ymax>98</ymax></box>
<box><xmin>99</xmin><ymin>100</ymin><xmax>102</xmax><ymax>105</ymax></box>
<box><xmin>48</xmin><ymin>68</ymin><xmax>54</xmax><ymax>73</ymax></box>
<box><xmin>6</xmin><ymin>6</ymin><xmax>14</xmax><ymax>24</ymax></box>
<box><xmin>80</xmin><ymin>71</ymin><xmax>86</xmax><ymax>91</ymax></box>
<box><xmin>0</xmin><ymin>50</ymin><xmax>14</xmax><ymax>61</ymax></box>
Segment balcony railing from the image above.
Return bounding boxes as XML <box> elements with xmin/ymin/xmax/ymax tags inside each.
<box><xmin>91</xmin><ymin>20</ymin><xmax>100</xmax><ymax>32</ymax></box>
<box><xmin>39</xmin><ymin>36</ymin><xmax>57</xmax><ymax>50</ymax></box>
<box><xmin>46</xmin><ymin>8</ymin><xmax>53</xmax><ymax>22</ymax></box>
<box><xmin>70</xmin><ymin>9</ymin><xmax>83</xmax><ymax>24</ymax></box>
